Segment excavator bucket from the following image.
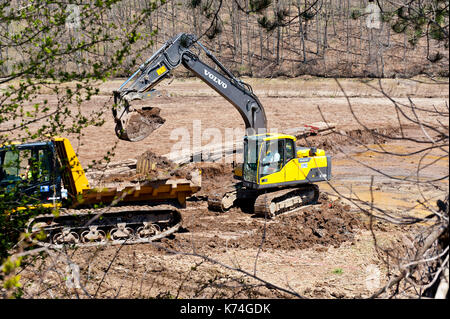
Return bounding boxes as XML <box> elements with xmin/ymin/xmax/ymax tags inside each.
<box><xmin>115</xmin><ymin>108</ymin><xmax>165</xmax><ymax>142</ymax></box>
<box><xmin>113</xmin><ymin>90</ymin><xmax>166</xmax><ymax>142</ymax></box>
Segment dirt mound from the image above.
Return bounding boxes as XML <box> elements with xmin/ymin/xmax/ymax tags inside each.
<box><xmin>298</xmin><ymin>126</ymin><xmax>402</xmax><ymax>153</ymax></box>
<box><xmin>137</xmin><ymin>150</ymin><xmax>177</xmax><ymax>171</ymax></box>
<box><xmin>136</xmin><ymin>150</ymin><xmax>192</xmax><ymax>180</ymax></box>
<box><xmin>241</xmin><ymin>199</ymin><xmax>362</xmax><ymax>250</ymax></box>
<box><xmin>87</xmin><ymin>151</ymin><xmax>194</xmax><ymax>187</ymax></box>
<box><xmin>197</xmin><ymin>162</ymin><xmax>232</xmax><ymax>178</ymax></box>
<box><xmin>167</xmin><ymin>198</ymin><xmax>364</xmax><ymax>253</ymax></box>
<box><xmin>192</xmin><ymin>162</ymin><xmax>235</xmax><ymax>197</ymax></box>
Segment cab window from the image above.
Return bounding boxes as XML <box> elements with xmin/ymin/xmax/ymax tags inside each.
<box><xmin>260</xmin><ymin>139</ymin><xmax>284</xmax><ymax>177</ymax></box>
<box><xmin>0</xmin><ymin>147</ymin><xmax>52</xmax><ymax>184</ymax></box>
<box><xmin>243</xmin><ymin>138</ymin><xmax>259</xmax><ymax>183</ymax></box>
<box><xmin>0</xmin><ymin>149</ymin><xmax>32</xmax><ymax>183</ymax></box>
<box><xmin>0</xmin><ymin>150</ymin><xmax>20</xmax><ymax>183</ymax></box>
<box><xmin>285</xmin><ymin>139</ymin><xmax>295</xmax><ymax>164</ymax></box>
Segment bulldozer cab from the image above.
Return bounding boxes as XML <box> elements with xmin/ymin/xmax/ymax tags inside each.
<box><xmin>0</xmin><ymin>142</ymin><xmax>60</xmax><ymax>204</ymax></box>
<box><xmin>242</xmin><ymin>134</ymin><xmax>297</xmax><ymax>188</ymax></box>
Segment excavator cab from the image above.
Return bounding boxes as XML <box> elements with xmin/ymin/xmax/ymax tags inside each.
<box><xmin>240</xmin><ymin>134</ymin><xmax>331</xmax><ymax>190</ymax></box>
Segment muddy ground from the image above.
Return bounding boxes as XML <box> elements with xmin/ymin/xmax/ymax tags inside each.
<box><xmin>11</xmin><ymin>77</ymin><xmax>449</xmax><ymax>299</ymax></box>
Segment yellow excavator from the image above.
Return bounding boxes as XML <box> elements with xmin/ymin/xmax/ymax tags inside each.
<box><xmin>113</xmin><ymin>33</ymin><xmax>331</xmax><ymax>218</ymax></box>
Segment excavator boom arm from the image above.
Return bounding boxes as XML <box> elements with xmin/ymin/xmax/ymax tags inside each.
<box><xmin>182</xmin><ymin>51</ymin><xmax>266</xmax><ymax>132</ymax></box>
<box><xmin>113</xmin><ymin>33</ymin><xmax>267</xmax><ymax>141</ymax></box>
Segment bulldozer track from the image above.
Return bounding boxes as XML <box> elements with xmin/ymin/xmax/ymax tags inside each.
<box><xmin>27</xmin><ymin>204</ymin><xmax>182</xmax><ymax>249</ymax></box>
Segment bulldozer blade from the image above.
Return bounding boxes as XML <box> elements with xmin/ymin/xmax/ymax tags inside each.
<box><xmin>115</xmin><ymin>107</ymin><xmax>166</xmax><ymax>142</ymax></box>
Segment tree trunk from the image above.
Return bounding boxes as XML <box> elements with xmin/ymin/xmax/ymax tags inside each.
<box><xmin>259</xmin><ymin>27</ymin><xmax>263</xmax><ymax>62</ymax></box>
<box><xmin>297</xmin><ymin>0</ymin><xmax>307</xmax><ymax>63</ymax></box>
<box><xmin>172</xmin><ymin>0</ymin><xmax>176</xmax><ymax>35</ymax></box>
<box><xmin>231</xmin><ymin>0</ymin><xmax>238</xmax><ymax>60</ymax></box>
<box><xmin>316</xmin><ymin>5</ymin><xmax>321</xmax><ymax>55</ymax></box>
<box><xmin>246</xmin><ymin>4</ymin><xmax>252</xmax><ymax>75</ymax></box>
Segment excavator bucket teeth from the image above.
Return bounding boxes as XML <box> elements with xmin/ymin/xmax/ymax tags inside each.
<box><xmin>115</xmin><ymin>107</ymin><xmax>166</xmax><ymax>142</ymax></box>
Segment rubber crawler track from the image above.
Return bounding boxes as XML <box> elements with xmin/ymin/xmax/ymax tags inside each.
<box><xmin>208</xmin><ymin>182</ymin><xmax>320</xmax><ymax>218</ymax></box>
<box><xmin>254</xmin><ymin>184</ymin><xmax>319</xmax><ymax>218</ymax></box>
<box><xmin>27</xmin><ymin>204</ymin><xmax>182</xmax><ymax>249</ymax></box>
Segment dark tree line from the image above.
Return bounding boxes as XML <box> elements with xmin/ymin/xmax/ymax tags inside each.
<box><xmin>1</xmin><ymin>0</ymin><xmax>448</xmax><ymax>79</ymax></box>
